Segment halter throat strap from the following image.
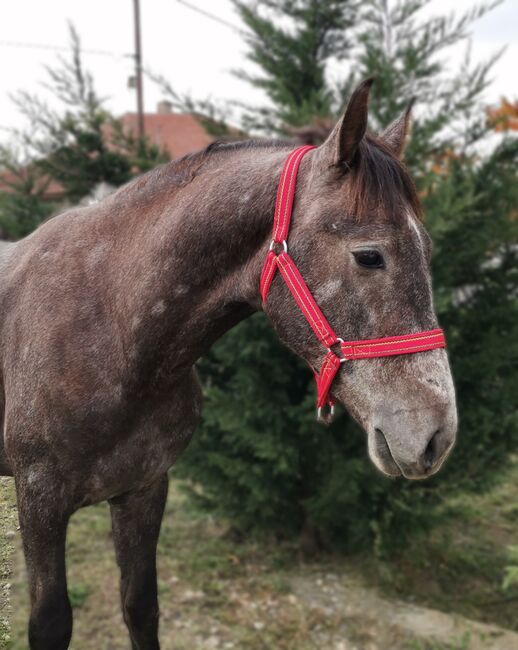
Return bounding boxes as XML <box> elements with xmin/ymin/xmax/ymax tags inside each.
<box><xmin>260</xmin><ymin>146</ymin><xmax>446</xmax><ymax>422</ymax></box>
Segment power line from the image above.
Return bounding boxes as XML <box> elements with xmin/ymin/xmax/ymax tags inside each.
<box><xmin>176</xmin><ymin>0</ymin><xmax>247</xmax><ymax>36</ymax></box>
<box><xmin>1</xmin><ymin>3</ymin><xmax>246</xmax><ymax>58</ymax></box>
<box><xmin>0</xmin><ymin>39</ymin><xmax>127</xmax><ymax>59</ymax></box>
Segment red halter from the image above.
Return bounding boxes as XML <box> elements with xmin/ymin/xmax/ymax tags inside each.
<box><xmin>260</xmin><ymin>145</ymin><xmax>446</xmax><ymax>421</ymax></box>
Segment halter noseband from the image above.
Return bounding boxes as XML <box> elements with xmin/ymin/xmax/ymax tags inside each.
<box><xmin>259</xmin><ymin>145</ymin><xmax>446</xmax><ymax>422</ymax></box>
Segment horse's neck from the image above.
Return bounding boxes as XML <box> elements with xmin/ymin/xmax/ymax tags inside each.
<box><xmin>112</xmin><ymin>146</ymin><xmax>286</xmax><ymax>375</ymax></box>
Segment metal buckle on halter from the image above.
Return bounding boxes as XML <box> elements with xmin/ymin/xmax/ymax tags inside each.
<box><xmin>317</xmin><ymin>339</ymin><xmax>346</xmax><ymax>423</ymax></box>
<box><xmin>269</xmin><ymin>239</ymin><xmax>288</xmax><ymax>254</ymax></box>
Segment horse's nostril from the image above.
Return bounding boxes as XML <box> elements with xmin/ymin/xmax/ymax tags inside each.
<box><xmin>423</xmin><ymin>430</ymin><xmax>440</xmax><ymax>470</ymax></box>
<box><xmin>374</xmin><ymin>428</ymin><xmax>387</xmax><ymax>447</ymax></box>
<box><xmin>374</xmin><ymin>428</ymin><xmax>391</xmax><ymax>456</ymax></box>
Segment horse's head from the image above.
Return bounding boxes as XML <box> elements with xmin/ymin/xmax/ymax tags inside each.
<box><xmin>264</xmin><ymin>79</ymin><xmax>457</xmax><ymax>480</ymax></box>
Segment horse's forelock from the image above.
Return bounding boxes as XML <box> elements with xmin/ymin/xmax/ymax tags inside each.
<box><xmin>343</xmin><ymin>135</ymin><xmax>423</xmax><ymax>223</ymax></box>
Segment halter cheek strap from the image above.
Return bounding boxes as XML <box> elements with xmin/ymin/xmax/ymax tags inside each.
<box><xmin>260</xmin><ymin>146</ymin><xmax>446</xmax><ymax>422</ymax></box>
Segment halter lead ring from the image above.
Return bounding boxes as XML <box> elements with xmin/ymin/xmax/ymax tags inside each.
<box><xmin>259</xmin><ymin>146</ymin><xmax>446</xmax><ymax>423</ymax></box>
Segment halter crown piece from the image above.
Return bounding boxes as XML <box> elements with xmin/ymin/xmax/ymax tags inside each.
<box><xmin>260</xmin><ymin>146</ymin><xmax>446</xmax><ymax>423</ymax></box>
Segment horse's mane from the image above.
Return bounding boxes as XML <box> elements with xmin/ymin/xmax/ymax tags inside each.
<box><xmin>97</xmin><ymin>134</ymin><xmax>422</xmax><ymax>225</ymax></box>
<box><xmin>173</xmin><ymin>135</ymin><xmax>422</xmax><ymax>222</ymax></box>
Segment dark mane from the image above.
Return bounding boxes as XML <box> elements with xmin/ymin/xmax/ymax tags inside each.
<box><xmin>147</xmin><ymin>138</ymin><xmax>290</xmax><ymax>189</ymax></box>
<box><xmin>127</xmin><ymin>135</ymin><xmax>421</xmax><ymax>224</ymax></box>
<box><xmin>205</xmin><ymin>138</ymin><xmax>292</xmax><ymax>154</ymax></box>
<box><xmin>171</xmin><ymin>138</ymin><xmax>291</xmax><ymax>175</ymax></box>
<box><xmin>196</xmin><ymin>135</ymin><xmax>423</xmax><ymax>222</ymax></box>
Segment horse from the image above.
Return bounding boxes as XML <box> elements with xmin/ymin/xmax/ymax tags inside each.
<box><xmin>0</xmin><ymin>79</ymin><xmax>457</xmax><ymax>649</ymax></box>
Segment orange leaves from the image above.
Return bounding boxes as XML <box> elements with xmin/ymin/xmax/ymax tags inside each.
<box><xmin>430</xmin><ymin>148</ymin><xmax>460</xmax><ymax>177</ymax></box>
<box><xmin>487</xmin><ymin>98</ymin><xmax>518</xmax><ymax>132</ymax></box>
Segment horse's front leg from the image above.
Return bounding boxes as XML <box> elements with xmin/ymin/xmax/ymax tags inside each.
<box><xmin>15</xmin><ymin>469</ymin><xmax>73</xmax><ymax>650</ymax></box>
<box><xmin>109</xmin><ymin>474</ymin><xmax>169</xmax><ymax>650</ymax></box>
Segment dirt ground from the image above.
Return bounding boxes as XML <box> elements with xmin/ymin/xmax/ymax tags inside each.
<box><xmin>0</xmin><ymin>478</ymin><xmax>18</xmax><ymax>650</ymax></box>
<box><xmin>2</xmin><ymin>472</ymin><xmax>518</xmax><ymax>650</ymax></box>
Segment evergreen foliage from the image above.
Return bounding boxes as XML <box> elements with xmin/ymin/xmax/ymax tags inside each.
<box><xmin>0</xmin><ymin>144</ymin><xmax>56</xmax><ymax>239</ymax></box>
<box><xmin>233</xmin><ymin>0</ymin><xmax>357</xmax><ymax>130</ymax></box>
<box><xmin>0</xmin><ymin>26</ymin><xmax>167</xmax><ymax>238</ymax></box>
<box><xmin>178</xmin><ymin>0</ymin><xmax>518</xmax><ymax>553</ymax></box>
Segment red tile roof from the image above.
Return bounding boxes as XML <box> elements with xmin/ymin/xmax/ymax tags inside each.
<box><xmin>121</xmin><ymin>112</ymin><xmax>214</xmax><ymax>159</ymax></box>
<box><xmin>0</xmin><ymin>168</ymin><xmax>64</xmax><ymax>200</ymax></box>
<box><xmin>0</xmin><ymin>110</ymin><xmax>214</xmax><ymax>201</ymax></box>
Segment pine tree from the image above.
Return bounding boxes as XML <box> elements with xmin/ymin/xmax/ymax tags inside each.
<box><xmin>0</xmin><ymin>25</ymin><xmax>167</xmax><ymax>237</ymax></box>
<box><xmin>0</xmin><ymin>142</ymin><xmax>56</xmax><ymax>239</ymax></box>
<box><xmin>233</xmin><ymin>0</ymin><xmax>358</xmax><ymax>131</ymax></box>
<box><xmin>178</xmin><ymin>0</ymin><xmax>518</xmax><ymax>553</ymax></box>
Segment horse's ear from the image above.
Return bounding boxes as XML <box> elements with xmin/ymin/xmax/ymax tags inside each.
<box><xmin>380</xmin><ymin>99</ymin><xmax>414</xmax><ymax>159</ymax></box>
<box><xmin>318</xmin><ymin>77</ymin><xmax>374</xmax><ymax>169</ymax></box>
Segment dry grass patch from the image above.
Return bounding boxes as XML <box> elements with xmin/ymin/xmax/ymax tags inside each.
<box><xmin>0</xmin><ymin>478</ymin><xmax>17</xmax><ymax>650</ymax></box>
<box><xmin>6</xmin><ymin>463</ymin><xmax>518</xmax><ymax>649</ymax></box>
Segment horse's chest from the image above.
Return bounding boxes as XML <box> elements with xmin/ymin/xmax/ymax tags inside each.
<box><xmin>79</xmin><ymin>371</ymin><xmax>203</xmax><ymax>505</ymax></box>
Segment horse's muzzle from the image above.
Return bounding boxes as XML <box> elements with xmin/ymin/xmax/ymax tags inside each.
<box><xmin>368</xmin><ymin>403</ymin><xmax>457</xmax><ymax>480</ymax></box>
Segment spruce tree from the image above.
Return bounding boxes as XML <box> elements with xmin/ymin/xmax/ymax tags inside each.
<box><xmin>0</xmin><ymin>25</ymin><xmax>167</xmax><ymax>236</ymax></box>
<box><xmin>0</xmin><ymin>143</ymin><xmax>56</xmax><ymax>239</ymax></box>
<box><xmin>233</xmin><ymin>0</ymin><xmax>357</xmax><ymax>131</ymax></box>
<box><xmin>178</xmin><ymin>0</ymin><xmax>518</xmax><ymax>552</ymax></box>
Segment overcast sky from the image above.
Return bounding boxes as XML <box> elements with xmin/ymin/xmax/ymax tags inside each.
<box><xmin>1</xmin><ymin>0</ymin><xmax>517</xmax><ymax>141</ymax></box>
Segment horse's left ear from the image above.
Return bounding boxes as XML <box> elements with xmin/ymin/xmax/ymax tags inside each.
<box><xmin>380</xmin><ymin>99</ymin><xmax>414</xmax><ymax>159</ymax></box>
<box><xmin>317</xmin><ymin>77</ymin><xmax>374</xmax><ymax>169</ymax></box>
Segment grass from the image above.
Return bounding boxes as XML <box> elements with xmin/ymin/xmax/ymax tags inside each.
<box><xmin>368</xmin><ymin>458</ymin><xmax>518</xmax><ymax>630</ymax></box>
<box><xmin>406</xmin><ymin>632</ymin><xmax>472</xmax><ymax>650</ymax></box>
<box><xmin>1</xmin><ymin>459</ymin><xmax>518</xmax><ymax>648</ymax></box>
<box><xmin>9</xmin><ymin>482</ymin><xmax>344</xmax><ymax>650</ymax></box>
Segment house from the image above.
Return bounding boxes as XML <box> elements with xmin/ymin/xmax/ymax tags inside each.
<box><xmin>122</xmin><ymin>101</ymin><xmax>214</xmax><ymax>159</ymax></box>
<box><xmin>0</xmin><ymin>168</ymin><xmax>64</xmax><ymax>201</ymax></box>
<box><xmin>0</xmin><ymin>102</ymin><xmax>215</xmax><ymax>202</ymax></box>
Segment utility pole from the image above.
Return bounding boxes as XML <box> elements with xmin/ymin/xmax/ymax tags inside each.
<box><xmin>133</xmin><ymin>0</ymin><xmax>144</xmax><ymax>138</ymax></box>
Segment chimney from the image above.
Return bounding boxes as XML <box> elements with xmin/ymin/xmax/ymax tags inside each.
<box><xmin>156</xmin><ymin>100</ymin><xmax>173</xmax><ymax>115</ymax></box>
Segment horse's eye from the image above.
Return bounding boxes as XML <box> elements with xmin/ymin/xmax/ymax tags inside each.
<box><xmin>353</xmin><ymin>250</ymin><xmax>384</xmax><ymax>269</ymax></box>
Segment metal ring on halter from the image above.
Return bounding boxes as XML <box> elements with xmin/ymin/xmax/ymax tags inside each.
<box><xmin>317</xmin><ymin>404</ymin><xmax>335</xmax><ymax>421</ymax></box>
<box><xmin>336</xmin><ymin>338</ymin><xmax>348</xmax><ymax>363</ymax></box>
<box><xmin>269</xmin><ymin>239</ymin><xmax>288</xmax><ymax>253</ymax></box>
<box><xmin>326</xmin><ymin>338</ymin><xmax>347</xmax><ymax>361</ymax></box>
